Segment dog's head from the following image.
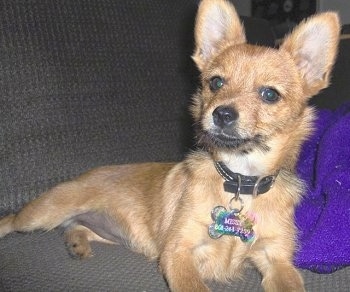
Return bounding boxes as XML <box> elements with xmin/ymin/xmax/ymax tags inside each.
<box><xmin>191</xmin><ymin>0</ymin><xmax>340</xmax><ymax>158</ymax></box>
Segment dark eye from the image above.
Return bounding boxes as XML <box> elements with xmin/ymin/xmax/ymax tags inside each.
<box><xmin>259</xmin><ymin>87</ymin><xmax>280</xmax><ymax>104</ymax></box>
<box><xmin>209</xmin><ymin>76</ymin><xmax>224</xmax><ymax>92</ymax></box>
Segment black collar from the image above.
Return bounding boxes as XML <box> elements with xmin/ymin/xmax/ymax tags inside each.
<box><xmin>214</xmin><ymin>161</ymin><xmax>277</xmax><ymax>196</ymax></box>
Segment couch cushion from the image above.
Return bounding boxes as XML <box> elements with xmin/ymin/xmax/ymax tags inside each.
<box><xmin>0</xmin><ymin>0</ymin><xmax>199</xmax><ymax>215</ymax></box>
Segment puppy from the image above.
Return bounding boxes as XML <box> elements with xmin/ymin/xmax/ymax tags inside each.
<box><xmin>0</xmin><ymin>0</ymin><xmax>340</xmax><ymax>291</ymax></box>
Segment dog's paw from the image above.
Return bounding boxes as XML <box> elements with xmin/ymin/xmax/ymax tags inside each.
<box><xmin>64</xmin><ymin>229</ymin><xmax>93</xmax><ymax>259</ymax></box>
<box><xmin>262</xmin><ymin>265</ymin><xmax>305</xmax><ymax>292</ymax></box>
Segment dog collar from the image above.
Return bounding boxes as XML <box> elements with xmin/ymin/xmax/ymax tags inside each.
<box><xmin>214</xmin><ymin>161</ymin><xmax>277</xmax><ymax>196</ymax></box>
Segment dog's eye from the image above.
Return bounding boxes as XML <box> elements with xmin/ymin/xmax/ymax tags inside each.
<box><xmin>259</xmin><ymin>87</ymin><xmax>280</xmax><ymax>104</ymax></box>
<box><xmin>209</xmin><ymin>76</ymin><xmax>224</xmax><ymax>92</ymax></box>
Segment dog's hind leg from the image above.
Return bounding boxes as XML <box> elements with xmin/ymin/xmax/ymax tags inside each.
<box><xmin>64</xmin><ymin>224</ymin><xmax>116</xmax><ymax>259</ymax></box>
<box><xmin>0</xmin><ymin>180</ymin><xmax>97</xmax><ymax>238</ymax></box>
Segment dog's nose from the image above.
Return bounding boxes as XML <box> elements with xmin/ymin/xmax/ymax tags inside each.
<box><xmin>212</xmin><ymin>106</ymin><xmax>238</xmax><ymax>128</ymax></box>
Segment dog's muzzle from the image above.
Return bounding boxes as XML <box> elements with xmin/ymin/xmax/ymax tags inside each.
<box><xmin>196</xmin><ymin>105</ymin><xmax>245</xmax><ymax>149</ymax></box>
<box><xmin>212</xmin><ymin>106</ymin><xmax>238</xmax><ymax>130</ymax></box>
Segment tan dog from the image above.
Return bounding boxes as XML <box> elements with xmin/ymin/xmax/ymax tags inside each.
<box><xmin>0</xmin><ymin>0</ymin><xmax>340</xmax><ymax>291</ymax></box>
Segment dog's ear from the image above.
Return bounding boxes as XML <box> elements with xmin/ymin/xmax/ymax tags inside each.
<box><xmin>192</xmin><ymin>0</ymin><xmax>246</xmax><ymax>71</ymax></box>
<box><xmin>280</xmin><ymin>12</ymin><xmax>340</xmax><ymax>97</ymax></box>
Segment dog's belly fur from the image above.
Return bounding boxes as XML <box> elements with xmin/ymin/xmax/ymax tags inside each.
<box><xmin>70</xmin><ymin>212</ymin><xmax>249</xmax><ymax>280</ymax></box>
<box><xmin>69</xmin><ymin>212</ymin><xmax>124</xmax><ymax>243</ymax></box>
<box><xmin>55</xmin><ymin>152</ymin><xmax>253</xmax><ymax>279</ymax></box>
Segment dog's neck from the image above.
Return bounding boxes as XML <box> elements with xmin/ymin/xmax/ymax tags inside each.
<box><xmin>217</xmin><ymin>151</ymin><xmax>269</xmax><ymax>177</ymax></box>
<box><xmin>213</xmin><ymin>135</ymin><xmax>294</xmax><ymax>177</ymax></box>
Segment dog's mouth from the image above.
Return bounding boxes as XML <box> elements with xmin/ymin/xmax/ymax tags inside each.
<box><xmin>198</xmin><ymin>130</ymin><xmax>248</xmax><ymax>148</ymax></box>
<box><xmin>196</xmin><ymin>129</ymin><xmax>269</xmax><ymax>152</ymax></box>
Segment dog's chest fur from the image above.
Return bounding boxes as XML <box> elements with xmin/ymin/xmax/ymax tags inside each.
<box><xmin>154</xmin><ymin>152</ymin><xmax>286</xmax><ymax>280</ymax></box>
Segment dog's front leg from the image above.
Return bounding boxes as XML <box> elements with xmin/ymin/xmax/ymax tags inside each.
<box><xmin>251</xmin><ymin>246</ymin><xmax>305</xmax><ymax>292</ymax></box>
<box><xmin>159</xmin><ymin>246</ymin><xmax>210</xmax><ymax>292</ymax></box>
<box><xmin>260</xmin><ymin>262</ymin><xmax>304</xmax><ymax>292</ymax></box>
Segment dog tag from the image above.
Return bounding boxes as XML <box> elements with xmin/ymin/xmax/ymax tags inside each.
<box><xmin>208</xmin><ymin>206</ymin><xmax>255</xmax><ymax>242</ymax></box>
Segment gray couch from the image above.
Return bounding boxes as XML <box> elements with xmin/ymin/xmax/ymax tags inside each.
<box><xmin>1</xmin><ymin>0</ymin><xmax>349</xmax><ymax>291</ymax></box>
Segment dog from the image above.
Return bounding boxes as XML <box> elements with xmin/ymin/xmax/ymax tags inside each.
<box><xmin>0</xmin><ymin>0</ymin><xmax>340</xmax><ymax>291</ymax></box>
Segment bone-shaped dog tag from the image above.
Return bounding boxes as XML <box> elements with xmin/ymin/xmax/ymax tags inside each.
<box><xmin>208</xmin><ymin>206</ymin><xmax>255</xmax><ymax>242</ymax></box>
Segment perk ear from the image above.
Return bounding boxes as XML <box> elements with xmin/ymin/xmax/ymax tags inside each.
<box><xmin>280</xmin><ymin>12</ymin><xmax>340</xmax><ymax>97</ymax></box>
<box><xmin>192</xmin><ymin>0</ymin><xmax>246</xmax><ymax>71</ymax></box>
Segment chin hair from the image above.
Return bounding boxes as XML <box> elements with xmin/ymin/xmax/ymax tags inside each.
<box><xmin>196</xmin><ymin>130</ymin><xmax>270</xmax><ymax>153</ymax></box>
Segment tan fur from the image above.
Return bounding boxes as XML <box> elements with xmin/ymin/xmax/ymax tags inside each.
<box><xmin>0</xmin><ymin>1</ymin><xmax>340</xmax><ymax>291</ymax></box>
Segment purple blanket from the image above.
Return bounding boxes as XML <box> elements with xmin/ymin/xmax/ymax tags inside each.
<box><xmin>294</xmin><ymin>103</ymin><xmax>350</xmax><ymax>273</ymax></box>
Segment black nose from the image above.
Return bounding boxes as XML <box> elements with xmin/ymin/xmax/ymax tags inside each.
<box><xmin>212</xmin><ymin>106</ymin><xmax>238</xmax><ymax>128</ymax></box>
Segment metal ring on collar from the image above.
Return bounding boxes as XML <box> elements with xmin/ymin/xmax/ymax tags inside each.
<box><xmin>253</xmin><ymin>176</ymin><xmax>265</xmax><ymax>197</ymax></box>
<box><xmin>229</xmin><ymin>196</ymin><xmax>244</xmax><ymax>213</ymax></box>
<box><xmin>235</xmin><ymin>174</ymin><xmax>241</xmax><ymax>200</ymax></box>
<box><xmin>253</xmin><ymin>175</ymin><xmax>277</xmax><ymax>196</ymax></box>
